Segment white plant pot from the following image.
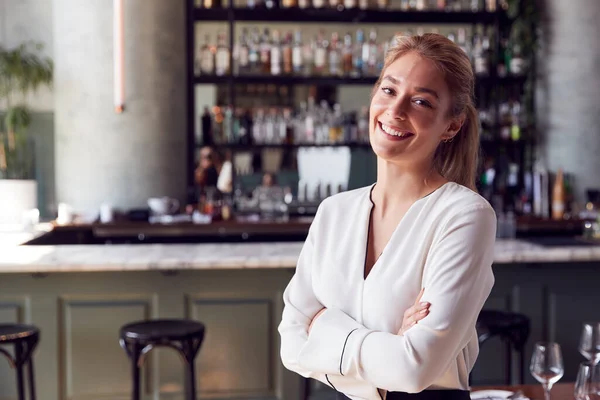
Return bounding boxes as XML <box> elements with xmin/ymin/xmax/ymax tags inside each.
<box><xmin>0</xmin><ymin>179</ymin><xmax>38</xmax><ymax>226</ymax></box>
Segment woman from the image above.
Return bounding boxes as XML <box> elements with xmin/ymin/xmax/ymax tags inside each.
<box><xmin>278</xmin><ymin>33</ymin><xmax>496</xmax><ymax>400</ymax></box>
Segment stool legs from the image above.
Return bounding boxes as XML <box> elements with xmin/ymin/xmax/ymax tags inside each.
<box><xmin>130</xmin><ymin>342</ymin><xmax>142</xmax><ymax>400</ymax></box>
<box><xmin>185</xmin><ymin>357</ymin><xmax>197</xmax><ymax>400</ymax></box>
<box><xmin>27</xmin><ymin>355</ymin><xmax>36</xmax><ymax>400</ymax></box>
<box><xmin>15</xmin><ymin>341</ymin><xmax>25</xmax><ymax>400</ymax></box>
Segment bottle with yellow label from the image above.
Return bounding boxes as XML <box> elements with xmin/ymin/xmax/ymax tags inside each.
<box><xmin>551</xmin><ymin>168</ymin><xmax>565</xmax><ymax>220</ymax></box>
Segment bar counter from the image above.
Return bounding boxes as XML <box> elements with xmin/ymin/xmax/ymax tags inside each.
<box><xmin>0</xmin><ymin>227</ymin><xmax>597</xmax><ymax>400</ymax></box>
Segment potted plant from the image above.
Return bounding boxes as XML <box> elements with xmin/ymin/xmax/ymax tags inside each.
<box><xmin>0</xmin><ymin>41</ymin><xmax>53</xmax><ymax>225</ymax></box>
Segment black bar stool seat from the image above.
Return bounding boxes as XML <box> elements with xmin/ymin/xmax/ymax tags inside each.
<box><xmin>476</xmin><ymin>310</ymin><xmax>530</xmax><ymax>384</ymax></box>
<box><xmin>0</xmin><ymin>323</ymin><xmax>40</xmax><ymax>400</ymax></box>
<box><xmin>119</xmin><ymin>319</ymin><xmax>205</xmax><ymax>400</ymax></box>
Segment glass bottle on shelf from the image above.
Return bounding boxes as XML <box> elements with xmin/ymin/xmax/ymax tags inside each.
<box><xmin>469</xmin><ymin>0</ymin><xmax>482</xmax><ymax>11</ymax></box>
<box><xmin>198</xmin><ymin>34</ymin><xmax>215</xmax><ymax>76</ymax></box>
<box><xmin>264</xmin><ymin>108</ymin><xmax>276</xmax><ymax>143</ymax></box>
<box><xmin>248</xmin><ymin>28</ymin><xmax>260</xmax><ymax>74</ymax></box>
<box><xmin>298</xmin><ymin>0</ymin><xmax>310</xmax><ymax>8</ymax></box>
<box><xmin>415</xmin><ymin>0</ymin><xmax>426</xmax><ymax>10</ymax></box>
<box><xmin>329</xmin><ymin>32</ymin><xmax>342</xmax><ymax>77</ymax></box>
<box><xmin>314</xmin><ymin>32</ymin><xmax>328</xmax><ymax>76</ymax></box>
<box><xmin>271</xmin><ymin>30</ymin><xmax>282</xmax><ymax>76</ymax></box>
<box><xmin>252</xmin><ymin>108</ymin><xmax>265</xmax><ymax>143</ymax></box>
<box><xmin>399</xmin><ymin>0</ymin><xmax>410</xmax><ymax>10</ymax></box>
<box><xmin>361</xmin><ymin>30</ymin><xmax>370</xmax><ymax>76</ymax></box>
<box><xmin>509</xmin><ymin>43</ymin><xmax>526</xmax><ymax>75</ymax></box>
<box><xmin>329</xmin><ymin>103</ymin><xmax>344</xmax><ymax>143</ymax></box>
<box><xmin>342</xmin><ymin>32</ymin><xmax>354</xmax><ymax>76</ymax></box>
<box><xmin>305</xmin><ymin>97</ymin><xmax>316</xmax><ymax>143</ymax></box>
<box><xmin>292</xmin><ymin>30</ymin><xmax>304</xmax><ymax>75</ymax></box>
<box><xmin>313</xmin><ymin>0</ymin><xmax>325</xmax><ymax>9</ymax></box>
<box><xmin>281</xmin><ymin>0</ymin><xmax>296</xmax><ymax>8</ymax></box>
<box><xmin>485</xmin><ymin>0</ymin><xmax>496</xmax><ymax>11</ymax></box>
<box><xmin>223</xmin><ymin>105</ymin><xmax>234</xmax><ymax>143</ymax></box>
<box><xmin>329</xmin><ymin>0</ymin><xmax>342</xmax><ymax>9</ymax></box>
<box><xmin>457</xmin><ymin>28</ymin><xmax>470</xmax><ymax>55</ymax></box>
<box><xmin>237</xmin><ymin>28</ymin><xmax>250</xmax><ymax>75</ymax></box>
<box><xmin>377</xmin><ymin>0</ymin><xmax>389</xmax><ymax>9</ymax></box>
<box><xmin>344</xmin><ymin>0</ymin><xmax>357</xmax><ymax>9</ymax></box>
<box><xmin>354</xmin><ymin>29</ymin><xmax>364</xmax><ymax>77</ymax></box>
<box><xmin>436</xmin><ymin>0</ymin><xmax>446</xmax><ymax>9</ymax></box>
<box><xmin>213</xmin><ymin>106</ymin><xmax>224</xmax><ymax>143</ymax></box>
<box><xmin>260</xmin><ymin>28</ymin><xmax>271</xmax><ymax>75</ymax></box>
<box><xmin>358</xmin><ymin>106</ymin><xmax>369</xmax><ymax>143</ymax></box>
<box><xmin>215</xmin><ymin>32</ymin><xmax>230</xmax><ymax>76</ymax></box>
<box><xmin>282</xmin><ymin>32</ymin><xmax>293</xmax><ymax>75</ymax></box>
<box><xmin>367</xmin><ymin>29</ymin><xmax>378</xmax><ymax>76</ymax></box>
<box><xmin>303</xmin><ymin>36</ymin><xmax>315</xmax><ymax>76</ymax></box>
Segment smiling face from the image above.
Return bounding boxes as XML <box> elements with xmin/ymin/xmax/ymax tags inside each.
<box><xmin>369</xmin><ymin>51</ymin><xmax>463</xmax><ymax>169</ymax></box>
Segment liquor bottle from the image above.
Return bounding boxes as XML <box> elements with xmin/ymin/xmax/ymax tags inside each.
<box><xmin>415</xmin><ymin>0</ymin><xmax>426</xmax><ymax>10</ymax></box>
<box><xmin>342</xmin><ymin>32</ymin><xmax>354</xmax><ymax>76</ymax></box>
<box><xmin>292</xmin><ymin>30</ymin><xmax>303</xmax><ymax>75</ymax></box>
<box><xmin>248</xmin><ymin>28</ymin><xmax>260</xmax><ymax>74</ymax></box>
<box><xmin>344</xmin><ymin>0</ymin><xmax>357</xmax><ymax>9</ymax></box>
<box><xmin>367</xmin><ymin>29</ymin><xmax>378</xmax><ymax>76</ymax></box>
<box><xmin>456</xmin><ymin>28</ymin><xmax>470</xmax><ymax>55</ymax></box>
<box><xmin>313</xmin><ymin>0</ymin><xmax>325</xmax><ymax>9</ymax></box>
<box><xmin>213</xmin><ymin>106</ymin><xmax>224</xmax><ymax>143</ymax></box>
<box><xmin>303</xmin><ymin>36</ymin><xmax>315</xmax><ymax>76</ymax></box>
<box><xmin>271</xmin><ymin>30</ymin><xmax>282</xmax><ymax>76</ymax></box>
<box><xmin>201</xmin><ymin>106</ymin><xmax>214</xmax><ymax>145</ymax></box>
<box><xmin>215</xmin><ymin>32</ymin><xmax>230</xmax><ymax>76</ymax></box>
<box><xmin>509</xmin><ymin>42</ymin><xmax>526</xmax><ymax>75</ymax></box>
<box><xmin>485</xmin><ymin>0</ymin><xmax>496</xmax><ymax>11</ymax></box>
<box><xmin>552</xmin><ymin>169</ymin><xmax>565</xmax><ymax>220</ymax></box>
<box><xmin>358</xmin><ymin>0</ymin><xmax>369</xmax><ymax>9</ymax></box>
<box><xmin>358</xmin><ymin>106</ymin><xmax>369</xmax><ymax>142</ymax></box>
<box><xmin>329</xmin><ymin>103</ymin><xmax>344</xmax><ymax>143</ymax></box>
<box><xmin>237</xmin><ymin>28</ymin><xmax>250</xmax><ymax>75</ymax></box>
<box><xmin>281</xmin><ymin>0</ymin><xmax>296</xmax><ymax>7</ymax></box>
<box><xmin>314</xmin><ymin>32</ymin><xmax>328</xmax><ymax>76</ymax></box>
<box><xmin>361</xmin><ymin>30</ymin><xmax>370</xmax><ymax>76</ymax></box>
<box><xmin>198</xmin><ymin>34</ymin><xmax>215</xmax><ymax>75</ymax></box>
<box><xmin>354</xmin><ymin>29</ymin><xmax>365</xmax><ymax>77</ymax></box>
<box><xmin>260</xmin><ymin>28</ymin><xmax>271</xmax><ymax>75</ymax></box>
<box><xmin>223</xmin><ymin>105</ymin><xmax>234</xmax><ymax>143</ymax></box>
<box><xmin>329</xmin><ymin>32</ymin><xmax>342</xmax><ymax>77</ymax></box>
<box><xmin>329</xmin><ymin>0</ymin><xmax>342</xmax><ymax>9</ymax></box>
<box><xmin>282</xmin><ymin>32</ymin><xmax>293</xmax><ymax>75</ymax></box>
<box><xmin>298</xmin><ymin>0</ymin><xmax>310</xmax><ymax>8</ymax></box>
<box><xmin>400</xmin><ymin>0</ymin><xmax>410</xmax><ymax>10</ymax></box>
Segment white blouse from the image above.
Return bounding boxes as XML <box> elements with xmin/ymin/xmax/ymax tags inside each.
<box><xmin>278</xmin><ymin>182</ymin><xmax>496</xmax><ymax>400</ymax></box>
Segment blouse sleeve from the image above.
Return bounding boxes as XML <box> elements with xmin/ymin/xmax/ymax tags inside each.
<box><xmin>277</xmin><ymin>202</ymin><xmax>337</xmax><ymax>387</ymax></box>
<box><xmin>295</xmin><ymin>204</ymin><xmax>496</xmax><ymax>393</ymax></box>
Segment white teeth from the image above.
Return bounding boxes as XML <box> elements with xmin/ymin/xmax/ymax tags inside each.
<box><xmin>380</xmin><ymin>123</ymin><xmax>411</xmax><ymax>138</ymax></box>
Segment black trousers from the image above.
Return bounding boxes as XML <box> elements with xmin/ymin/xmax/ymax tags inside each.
<box><xmin>336</xmin><ymin>389</ymin><xmax>471</xmax><ymax>400</ymax></box>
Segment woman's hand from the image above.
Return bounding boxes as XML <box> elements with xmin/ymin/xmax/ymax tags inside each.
<box><xmin>398</xmin><ymin>288</ymin><xmax>430</xmax><ymax>336</ymax></box>
<box><xmin>308</xmin><ymin>308</ymin><xmax>326</xmax><ymax>334</ymax></box>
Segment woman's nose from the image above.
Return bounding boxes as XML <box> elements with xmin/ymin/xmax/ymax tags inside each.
<box><xmin>386</xmin><ymin>97</ymin><xmax>409</xmax><ymax>120</ymax></box>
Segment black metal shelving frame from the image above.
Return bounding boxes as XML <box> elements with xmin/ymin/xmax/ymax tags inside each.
<box><xmin>185</xmin><ymin>0</ymin><xmax>533</xmax><ymax>205</ymax></box>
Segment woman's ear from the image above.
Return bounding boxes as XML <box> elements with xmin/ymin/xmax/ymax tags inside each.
<box><xmin>443</xmin><ymin>113</ymin><xmax>466</xmax><ymax>141</ymax></box>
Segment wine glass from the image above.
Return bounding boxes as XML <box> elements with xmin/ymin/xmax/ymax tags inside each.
<box><xmin>575</xmin><ymin>361</ymin><xmax>600</xmax><ymax>400</ymax></box>
<box><xmin>530</xmin><ymin>342</ymin><xmax>564</xmax><ymax>400</ymax></box>
<box><xmin>575</xmin><ymin>362</ymin><xmax>591</xmax><ymax>400</ymax></box>
<box><xmin>580</xmin><ymin>323</ymin><xmax>600</xmax><ymax>364</ymax></box>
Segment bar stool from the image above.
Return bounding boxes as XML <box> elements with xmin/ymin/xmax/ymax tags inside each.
<box><xmin>119</xmin><ymin>319</ymin><xmax>205</xmax><ymax>400</ymax></box>
<box><xmin>0</xmin><ymin>324</ymin><xmax>40</xmax><ymax>400</ymax></box>
<box><xmin>476</xmin><ymin>310</ymin><xmax>530</xmax><ymax>384</ymax></box>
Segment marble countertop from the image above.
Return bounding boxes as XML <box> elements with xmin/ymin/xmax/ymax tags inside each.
<box><xmin>1</xmin><ymin>230</ymin><xmax>600</xmax><ymax>273</ymax></box>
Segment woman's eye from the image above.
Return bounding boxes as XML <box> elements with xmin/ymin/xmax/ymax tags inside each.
<box><xmin>414</xmin><ymin>99</ymin><xmax>432</xmax><ymax>108</ymax></box>
<box><xmin>381</xmin><ymin>87</ymin><xmax>395</xmax><ymax>96</ymax></box>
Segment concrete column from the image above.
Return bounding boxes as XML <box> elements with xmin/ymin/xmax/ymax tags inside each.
<box><xmin>537</xmin><ymin>0</ymin><xmax>600</xmax><ymax>201</ymax></box>
<box><xmin>54</xmin><ymin>0</ymin><xmax>187</xmax><ymax>215</ymax></box>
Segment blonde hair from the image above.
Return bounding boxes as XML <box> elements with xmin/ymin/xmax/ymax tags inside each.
<box><xmin>373</xmin><ymin>33</ymin><xmax>480</xmax><ymax>191</ymax></box>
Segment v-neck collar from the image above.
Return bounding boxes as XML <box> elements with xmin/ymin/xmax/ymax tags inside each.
<box><xmin>361</xmin><ymin>181</ymin><xmax>452</xmax><ymax>281</ymax></box>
